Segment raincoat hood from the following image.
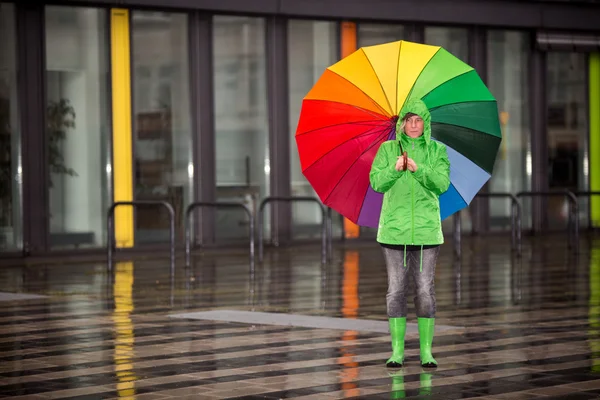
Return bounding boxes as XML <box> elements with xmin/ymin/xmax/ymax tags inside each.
<box><xmin>396</xmin><ymin>99</ymin><xmax>432</xmax><ymax>144</ymax></box>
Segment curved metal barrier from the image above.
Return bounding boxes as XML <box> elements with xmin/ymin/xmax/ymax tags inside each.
<box><xmin>326</xmin><ymin>207</ymin><xmax>334</xmax><ymax>260</ymax></box>
<box><xmin>453</xmin><ymin>213</ymin><xmax>461</xmax><ymax>259</ymax></box>
<box><xmin>475</xmin><ymin>192</ymin><xmax>522</xmax><ymax>256</ymax></box>
<box><xmin>258</xmin><ymin>196</ymin><xmax>329</xmax><ymax>264</ymax></box>
<box><xmin>572</xmin><ymin>191</ymin><xmax>600</xmax><ymax>229</ymax></box>
<box><xmin>516</xmin><ymin>190</ymin><xmax>578</xmax><ymax>250</ymax></box>
<box><xmin>107</xmin><ymin>201</ymin><xmax>175</xmax><ymax>274</ymax></box>
<box><xmin>184</xmin><ymin>202</ymin><xmax>255</xmax><ymax>266</ymax></box>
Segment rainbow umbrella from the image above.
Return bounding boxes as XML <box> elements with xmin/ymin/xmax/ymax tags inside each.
<box><xmin>295</xmin><ymin>40</ymin><xmax>501</xmax><ymax>227</ymax></box>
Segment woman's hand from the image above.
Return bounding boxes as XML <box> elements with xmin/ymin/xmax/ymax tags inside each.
<box><xmin>395</xmin><ymin>156</ymin><xmax>406</xmax><ymax>171</ymax></box>
<box><xmin>407</xmin><ymin>158</ymin><xmax>418</xmax><ymax>172</ymax></box>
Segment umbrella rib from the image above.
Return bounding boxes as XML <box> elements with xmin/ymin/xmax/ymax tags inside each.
<box><xmin>418</xmin><ymin>70</ymin><xmax>474</xmax><ymax>102</ymax></box>
<box><xmin>296</xmin><ymin>119</ymin><xmax>390</xmax><ymax>138</ymax></box>
<box><xmin>398</xmin><ymin>47</ymin><xmax>442</xmax><ymax>112</ymax></box>
<box><xmin>300</xmin><ymin>99</ymin><xmax>391</xmax><ymax>122</ymax></box>
<box><xmin>428</xmin><ymin>99</ymin><xmax>496</xmax><ymax>112</ymax></box>
<box><xmin>354</xmin><ymin>167</ymin><xmax>377</xmax><ymax>226</ymax></box>
<box><xmin>326</xmin><ymin>70</ymin><xmax>392</xmax><ymax>118</ymax></box>
<box><xmin>395</xmin><ymin>41</ymin><xmax>402</xmax><ymax>114</ymax></box>
<box><xmin>430</xmin><ymin>123</ymin><xmax>502</xmax><ymax>173</ymax></box>
<box><xmin>431</xmin><ymin>121</ymin><xmax>503</xmax><ymax>138</ymax></box>
<box><xmin>432</xmin><ymin>139</ymin><xmax>487</xmax><ymax>204</ymax></box>
<box><xmin>431</xmin><ymin>121</ymin><xmax>502</xmax><ymax>137</ymax></box>
<box><xmin>301</xmin><ymin>124</ymin><xmax>393</xmax><ymax>172</ymax></box>
<box><xmin>297</xmin><ymin>101</ymin><xmax>392</xmax><ymax>129</ymax></box>
<box><xmin>361</xmin><ymin>48</ymin><xmax>394</xmax><ymax>117</ymax></box>
<box><xmin>340</xmin><ymin>103</ymin><xmax>392</xmax><ymax>121</ymax></box>
<box><xmin>322</xmin><ymin>128</ymin><xmax>391</xmax><ymax>205</ymax></box>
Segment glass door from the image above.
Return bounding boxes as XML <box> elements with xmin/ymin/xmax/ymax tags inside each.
<box><xmin>487</xmin><ymin>31</ymin><xmax>532</xmax><ymax>231</ymax></box>
<box><xmin>288</xmin><ymin>20</ymin><xmax>339</xmax><ymax>241</ymax></box>
<box><xmin>45</xmin><ymin>6</ymin><xmax>111</xmax><ymax>249</ymax></box>
<box><xmin>0</xmin><ymin>3</ymin><xmax>22</xmax><ymax>252</ymax></box>
<box><xmin>546</xmin><ymin>52</ymin><xmax>588</xmax><ymax>229</ymax></box>
<box><xmin>213</xmin><ymin>16</ymin><xmax>269</xmax><ymax>242</ymax></box>
<box><xmin>131</xmin><ymin>11</ymin><xmax>193</xmax><ymax>244</ymax></box>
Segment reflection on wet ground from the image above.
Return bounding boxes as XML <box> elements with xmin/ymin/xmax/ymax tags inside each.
<box><xmin>0</xmin><ymin>235</ymin><xmax>599</xmax><ymax>399</ymax></box>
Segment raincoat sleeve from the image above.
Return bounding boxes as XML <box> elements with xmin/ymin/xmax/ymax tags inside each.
<box><xmin>370</xmin><ymin>142</ymin><xmax>404</xmax><ymax>193</ymax></box>
<box><xmin>411</xmin><ymin>143</ymin><xmax>450</xmax><ymax>196</ymax></box>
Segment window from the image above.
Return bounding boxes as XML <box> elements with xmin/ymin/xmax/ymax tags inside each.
<box><xmin>131</xmin><ymin>11</ymin><xmax>193</xmax><ymax>244</ymax></box>
<box><xmin>487</xmin><ymin>31</ymin><xmax>532</xmax><ymax>230</ymax></box>
<box><xmin>358</xmin><ymin>23</ymin><xmax>405</xmax><ymax>47</ymax></box>
<box><xmin>288</xmin><ymin>20</ymin><xmax>339</xmax><ymax>240</ymax></box>
<box><xmin>546</xmin><ymin>52</ymin><xmax>588</xmax><ymax>228</ymax></box>
<box><xmin>425</xmin><ymin>27</ymin><xmax>469</xmax><ymax>62</ymax></box>
<box><xmin>0</xmin><ymin>3</ymin><xmax>21</xmax><ymax>251</ymax></box>
<box><xmin>214</xmin><ymin>16</ymin><xmax>268</xmax><ymax>240</ymax></box>
<box><xmin>45</xmin><ymin>6</ymin><xmax>110</xmax><ymax>249</ymax></box>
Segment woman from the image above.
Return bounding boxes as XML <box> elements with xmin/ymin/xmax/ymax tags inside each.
<box><xmin>369</xmin><ymin>99</ymin><xmax>450</xmax><ymax>368</ymax></box>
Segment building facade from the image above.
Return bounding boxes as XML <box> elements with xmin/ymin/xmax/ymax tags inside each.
<box><xmin>1</xmin><ymin>0</ymin><xmax>599</xmax><ymax>258</ymax></box>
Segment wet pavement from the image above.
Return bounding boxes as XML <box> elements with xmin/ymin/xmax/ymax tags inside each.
<box><xmin>0</xmin><ymin>235</ymin><xmax>599</xmax><ymax>399</ymax></box>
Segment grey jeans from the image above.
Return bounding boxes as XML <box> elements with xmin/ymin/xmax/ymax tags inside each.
<box><xmin>381</xmin><ymin>244</ymin><xmax>440</xmax><ymax>318</ymax></box>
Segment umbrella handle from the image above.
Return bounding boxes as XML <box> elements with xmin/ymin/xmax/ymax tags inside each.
<box><xmin>402</xmin><ymin>151</ymin><xmax>408</xmax><ymax>171</ymax></box>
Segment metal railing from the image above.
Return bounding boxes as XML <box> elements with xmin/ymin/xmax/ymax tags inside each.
<box><xmin>107</xmin><ymin>201</ymin><xmax>175</xmax><ymax>274</ymax></box>
<box><xmin>453</xmin><ymin>213</ymin><xmax>461</xmax><ymax>259</ymax></box>
<box><xmin>516</xmin><ymin>190</ymin><xmax>579</xmax><ymax>250</ymax></box>
<box><xmin>573</xmin><ymin>191</ymin><xmax>600</xmax><ymax>229</ymax></box>
<box><xmin>475</xmin><ymin>192</ymin><xmax>522</xmax><ymax>256</ymax></box>
<box><xmin>184</xmin><ymin>202</ymin><xmax>255</xmax><ymax>267</ymax></box>
<box><xmin>258</xmin><ymin>196</ymin><xmax>329</xmax><ymax>264</ymax></box>
<box><xmin>326</xmin><ymin>207</ymin><xmax>334</xmax><ymax>259</ymax></box>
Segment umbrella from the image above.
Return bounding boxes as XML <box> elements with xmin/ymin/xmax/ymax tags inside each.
<box><xmin>295</xmin><ymin>40</ymin><xmax>501</xmax><ymax>228</ymax></box>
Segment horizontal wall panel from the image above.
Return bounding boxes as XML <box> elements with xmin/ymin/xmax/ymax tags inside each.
<box><xmin>125</xmin><ymin>0</ymin><xmax>278</xmax><ymax>13</ymax></box>
<box><xmin>542</xmin><ymin>6</ymin><xmax>600</xmax><ymax>32</ymax></box>
<box><xmin>60</xmin><ymin>0</ymin><xmax>600</xmax><ymax>32</ymax></box>
<box><xmin>67</xmin><ymin>0</ymin><xmax>279</xmax><ymax>14</ymax></box>
<box><xmin>280</xmin><ymin>0</ymin><xmax>541</xmax><ymax>28</ymax></box>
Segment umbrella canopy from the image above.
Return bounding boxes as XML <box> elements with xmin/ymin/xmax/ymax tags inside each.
<box><xmin>295</xmin><ymin>40</ymin><xmax>501</xmax><ymax>227</ymax></box>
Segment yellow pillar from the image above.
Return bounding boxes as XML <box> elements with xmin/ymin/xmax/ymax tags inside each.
<box><xmin>111</xmin><ymin>9</ymin><xmax>134</xmax><ymax>247</ymax></box>
<box><xmin>113</xmin><ymin>262</ymin><xmax>136</xmax><ymax>396</ymax></box>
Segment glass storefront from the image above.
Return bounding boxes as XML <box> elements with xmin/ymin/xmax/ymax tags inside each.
<box><xmin>0</xmin><ymin>3</ymin><xmax>21</xmax><ymax>251</ymax></box>
<box><xmin>45</xmin><ymin>6</ymin><xmax>110</xmax><ymax>249</ymax></box>
<box><xmin>213</xmin><ymin>16</ymin><xmax>268</xmax><ymax>241</ymax></box>
<box><xmin>487</xmin><ymin>30</ymin><xmax>532</xmax><ymax>230</ymax></box>
<box><xmin>1</xmin><ymin>6</ymin><xmax>598</xmax><ymax>255</ymax></box>
<box><xmin>547</xmin><ymin>52</ymin><xmax>589</xmax><ymax>228</ymax></box>
<box><xmin>288</xmin><ymin>20</ymin><xmax>339</xmax><ymax>240</ymax></box>
<box><xmin>131</xmin><ymin>11</ymin><xmax>192</xmax><ymax>244</ymax></box>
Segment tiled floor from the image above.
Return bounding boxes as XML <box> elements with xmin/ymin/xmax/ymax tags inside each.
<box><xmin>0</xmin><ymin>235</ymin><xmax>599</xmax><ymax>399</ymax></box>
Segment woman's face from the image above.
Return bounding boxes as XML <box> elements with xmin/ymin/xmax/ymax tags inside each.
<box><xmin>404</xmin><ymin>115</ymin><xmax>424</xmax><ymax>138</ymax></box>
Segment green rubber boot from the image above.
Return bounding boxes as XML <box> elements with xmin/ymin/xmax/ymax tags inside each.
<box><xmin>388</xmin><ymin>371</ymin><xmax>406</xmax><ymax>399</ymax></box>
<box><xmin>419</xmin><ymin>372</ymin><xmax>433</xmax><ymax>395</ymax></box>
<box><xmin>386</xmin><ymin>317</ymin><xmax>406</xmax><ymax>368</ymax></box>
<box><xmin>418</xmin><ymin>318</ymin><xmax>438</xmax><ymax>368</ymax></box>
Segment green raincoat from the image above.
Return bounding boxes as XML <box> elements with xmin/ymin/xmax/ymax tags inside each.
<box><xmin>369</xmin><ymin>99</ymin><xmax>451</xmax><ymax>246</ymax></box>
